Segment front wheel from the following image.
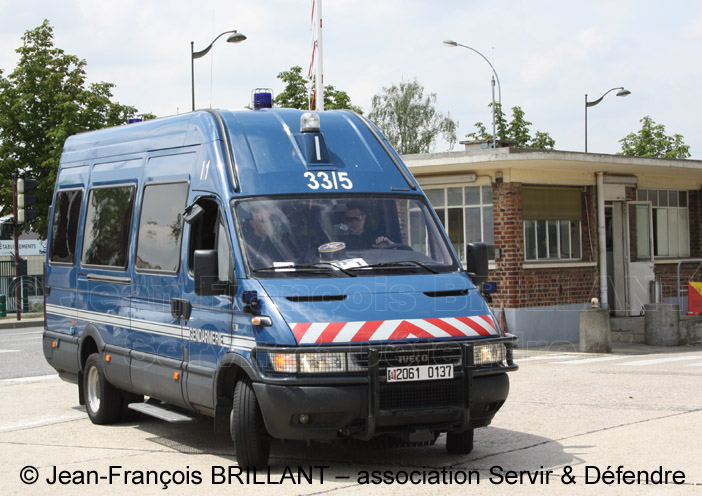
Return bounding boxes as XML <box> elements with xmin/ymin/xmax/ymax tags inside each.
<box><xmin>231</xmin><ymin>378</ymin><xmax>270</xmax><ymax>468</ymax></box>
<box><xmin>445</xmin><ymin>428</ymin><xmax>474</xmax><ymax>454</ymax></box>
<box><xmin>83</xmin><ymin>353</ymin><xmax>121</xmax><ymax>424</ymax></box>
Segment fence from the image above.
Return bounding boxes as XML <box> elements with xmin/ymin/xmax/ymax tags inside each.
<box><xmin>0</xmin><ymin>259</ymin><xmax>43</xmax><ymax>313</ymax></box>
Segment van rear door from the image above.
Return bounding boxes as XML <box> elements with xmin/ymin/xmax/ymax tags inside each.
<box><xmin>77</xmin><ymin>159</ymin><xmax>141</xmax><ymax>391</ymax></box>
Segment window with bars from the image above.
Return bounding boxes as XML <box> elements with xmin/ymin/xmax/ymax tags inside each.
<box><xmin>424</xmin><ymin>185</ymin><xmax>494</xmax><ymax>261</ymax></box>
<box><xmin>524</xmin><ymin>219</ymin><xmax>582</xmax><ymax>261</ymax></box>
<box><xmin>522</xmin><ymin>187</ymin><xmax>583</xmax><ymax>261</ymax></box>
<box><xmin>637</xmin><ymin>189</ymin><xmax>690</xmax><ymax>258</ymax></box>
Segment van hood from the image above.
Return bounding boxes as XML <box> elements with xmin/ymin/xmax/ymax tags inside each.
<box><xmin>258</xmin><ymin>273</ymin><xmax>500</xmax><ymax>345</ymax></box>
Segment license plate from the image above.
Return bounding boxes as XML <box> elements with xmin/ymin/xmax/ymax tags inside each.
<box><xmin>387</xmin><ymin>364</ymin><xmax>454</xmax><ymax>382</ymax></box>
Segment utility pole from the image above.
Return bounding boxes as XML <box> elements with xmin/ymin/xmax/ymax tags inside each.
<box><xmin>315</xmin><ymin>0</ymin><xmax>324</xmax><ymax>111</ymax></box>
<box><xmin>12</xmin><ymin>173</ymin><xmax>21</xmax><ymax>321</ymax></box>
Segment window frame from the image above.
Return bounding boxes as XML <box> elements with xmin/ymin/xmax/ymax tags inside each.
<box><xmin>637</xmin><ymin>189</ymin><xmax>690</xmax><ymax>259</ymax></box>
<box><xmin>134</xmin><ymin>180</ymin><xmax>190</xmax><ymax>275</ymax></box>
<box><xmin>523</xmin><ymin>218</ymin><xmax>583</xmax><ymax>261</ymax></box>
<box><xmin>80</xmin><ymin>183</ymin><xmax>136</xmax><ymax>270</ymax></box>
<box><xmin>49</xmin><ymin>188</ymin><xmax>84</xmax><ymax>266</ymax></box>
<box><xmin>424</xmin><ymin>184</ymin><xmax>495</xmax><ymax>262</ymax></box>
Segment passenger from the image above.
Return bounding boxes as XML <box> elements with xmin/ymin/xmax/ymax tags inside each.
<box><xmin>342</xmin><ymin>201</ymin><xmax>394</xmax><ymax>250</ymax></box>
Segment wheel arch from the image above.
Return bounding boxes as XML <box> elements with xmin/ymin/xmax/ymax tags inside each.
<box><xmin>213</xmin><ymin>352</ymin><xmax>259</xmax><ymax>433</ymax></box>
<box><xmin>77</xmin><ymin>324</ymin><xmax>105</xmax><ymax>405</ymax></box>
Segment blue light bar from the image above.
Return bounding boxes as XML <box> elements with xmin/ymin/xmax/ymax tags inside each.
<box><xmin>252</xmin><ymin>88</ymin><xmax>273</xmax><ymax>110</ymax></box>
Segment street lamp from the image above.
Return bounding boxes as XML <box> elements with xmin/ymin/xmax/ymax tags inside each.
<box><xmin>584</xmin><ymin>87</ymin><xmax>630</xmax><ymax>152</ymax></box>
<box><xmin>191</xmin><ymin>30</ymin><xmax>247</xmax><ymax>111</ymax></box>
<box><xmin>443</xmin><ymin>39</ymin><xmax>502</xmax><ymax>148</ymax></box>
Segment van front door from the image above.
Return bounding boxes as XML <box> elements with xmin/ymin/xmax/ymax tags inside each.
<box><xmin>625</xmin><ymin>201</ymin><xmax>655</xmax><ymax>316</ymax></box>
<box><xmin>181</xmin><ymin>198</ymin><xmax>236</xmax><ymax>413</ymax></box>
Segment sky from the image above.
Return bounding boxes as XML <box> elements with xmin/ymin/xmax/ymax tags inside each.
<box><xmin>0</xmin><ymin>0</ymin><xmax>701</xmax><ymax>158</ymax></box>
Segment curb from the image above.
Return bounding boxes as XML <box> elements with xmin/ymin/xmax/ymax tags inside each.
<box><xmin>0</xmin><ymin>318</ymin><xmax>44</xmax><ymax>330</ymax></box>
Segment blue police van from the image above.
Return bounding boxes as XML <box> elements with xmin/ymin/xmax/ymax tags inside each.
<box><xmin>43</xmin><ymin>105</ymin><xmax>517</xmax><ymax>467</ymax></box>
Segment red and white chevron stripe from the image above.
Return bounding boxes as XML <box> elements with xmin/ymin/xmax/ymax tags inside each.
<box><xmin>290</xmin><ymin>315</ymin><xmax>499</xmax><ymax>344</ymax></box>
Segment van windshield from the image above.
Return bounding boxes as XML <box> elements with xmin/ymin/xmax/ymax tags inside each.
<box><xmin>234</xmin><ymin>196</ymin><xmax>458</xmax><ymax>277</ymax></box>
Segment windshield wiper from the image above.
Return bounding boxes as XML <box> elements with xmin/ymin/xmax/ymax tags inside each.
<box><xmin>348</xmin><ymin>260</ymin><xmax>440</xmax><ymax>274</ymax></box>
<box><xmin>253</xmin><ymin>262</ymin><xmax>355</xmax><ymax>277</ymax></box>
<box><xmin>294</xmin><ymin>262</ymin><xmax>356</xmax><ymax>277</ymax></box>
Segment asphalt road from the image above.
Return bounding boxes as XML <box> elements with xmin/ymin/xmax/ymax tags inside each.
<box><xmin>0</xmin><ymin>325</ymin><xmax>55</xmax><ymax>380</ymax></box>
<box><xmin>0</xmin><ymin>327</ymin><xmax>700</xmax><ymax>494</ymax></box>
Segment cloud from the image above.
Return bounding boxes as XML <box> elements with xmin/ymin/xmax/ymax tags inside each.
<box><xmin>521</xmin><ymin>26</ymin><xmax>610</xmax><ymax>84</ymax></box>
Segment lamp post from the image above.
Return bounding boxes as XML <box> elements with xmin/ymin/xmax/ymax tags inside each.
<box><xmin>584</xmin><ymin>87</ymin><xmax>630</xmax><ymax>152</ymax></box>
<box><xmin>443</xmin><ymin>40</ymin><xmax>502</xmax><ymax>148</ymax></box>
<box><xmin>191</xmin><ymin>30</ymin><xmax>247</xmax><ymax>111</ymax></box>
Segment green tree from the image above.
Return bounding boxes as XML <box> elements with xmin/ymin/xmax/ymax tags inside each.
<box><xmin>467</xmin><ymin>103</ymin><xmax>555</xmax><ymax>149</ymax></box>
<box><xmin>274</xmin><ymin>65</ymin><xmax>362</xmax><ymax>113</ymax></box>
<box><xmin>618</xmin><ymin>116</ymin><xmax>690</xmax><ymax>159</ymax></box>
<box><xmin>0</xmin><ymin>20</ymin><xmax>149</xmax><ymax>237</ymax></box>
<box><xmin>368</xmin><ymin>78</ymin><xmax>457</xmax><ymax>154</ymax></box>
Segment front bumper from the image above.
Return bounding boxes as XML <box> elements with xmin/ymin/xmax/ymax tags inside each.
<box><xmin>252</xmin><ymin>337</ymin><xmax>517</xmax><ymax>441</ymax></box>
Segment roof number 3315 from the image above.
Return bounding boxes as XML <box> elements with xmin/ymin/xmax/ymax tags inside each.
<box><xmin>304</xmin><ymin>171</ymin><xmax>353</xmax><ymax>190</ymax></box>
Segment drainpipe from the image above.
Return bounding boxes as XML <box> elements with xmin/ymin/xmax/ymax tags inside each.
<box><xmin>597</xmin><ymin>172</ymin><xmax>608</xmax><ymax>309</ymax></box>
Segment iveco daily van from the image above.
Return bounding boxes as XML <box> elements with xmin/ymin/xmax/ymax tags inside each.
<box><xmin>43</xmin><ymin>106</ymin><xmax>517</xmax><ymax>467</ymax></box>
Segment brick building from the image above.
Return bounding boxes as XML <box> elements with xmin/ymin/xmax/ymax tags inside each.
<box><xmin>404</xmin><ymin>143</ymin><xmax>702</xmax><ymax>345</ymax></box>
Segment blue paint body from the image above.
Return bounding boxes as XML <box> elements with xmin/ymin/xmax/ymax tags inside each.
<box><xmin>43</xmin><ymin>108</ymin><xmax>516</xmax><ymax>459</ymax></box>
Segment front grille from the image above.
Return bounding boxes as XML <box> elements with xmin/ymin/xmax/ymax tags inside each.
<box><xmin>350</xmin><ymin>343</ymin><xmax>463</xmax><ymax>369</ymax></box>
<box><xmin>379</xmin><ymin>379</ymin><xmax>463</xmax><ymax>410</ymax></box>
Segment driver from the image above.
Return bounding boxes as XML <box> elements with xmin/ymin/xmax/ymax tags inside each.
<box><xmin>342</xmin><ymin>201</ymin><xmax>394</xmax><ymax>250</ymax></box>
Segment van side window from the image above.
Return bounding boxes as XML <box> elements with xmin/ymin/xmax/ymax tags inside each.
<box><xmin>217</xmin><ymin>217</ymin><xmax>233</xmax><ymax>282</ymax></box>
<box><xmin>136</xmin><ymin>182</ymin><xmax>189</xmax><ymax>272</ymax></box>
<box><xmin>81</xmin><ymin>185</ymin><xmax>136</xmax><ymax>268</ymax></box>
<box><xmin>49</xmin><ymin>190</ymin><xmax>83</xmax><ymax>263</ymax></box>
<box><xmin>188</xmin><ymin>199</ymin><xmax>218</xmax><ymax>269</ymax></box>
<box><xmin>188</xmin><ymin>198</ymin><xmax>233</xmax><ymax>282</ymax></box>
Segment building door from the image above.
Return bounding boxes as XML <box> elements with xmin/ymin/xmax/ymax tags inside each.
<box><xmin>625</xmin><ymin>201</ymin><xmax>655</xmax><ymax>316</ymax></box>
<box><xmin>605</xmin><ymin>203</ymin><xmax>627</xmax><ymax>315</ymax></box>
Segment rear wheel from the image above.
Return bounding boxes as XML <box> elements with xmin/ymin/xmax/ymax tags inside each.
<box><xmin>83</xmin><ymin>353</ymin><xmax>121</xmax><ymax>424</ymax></box>
<box><xmin>231</xmin><ymin>377</ymin><xmax>270</xmax><ymax>468</ymax></box>
<box><xmin>446</xmin><ymin>428</ymin><xmax>474</xmax><ymax>454</ymax></box>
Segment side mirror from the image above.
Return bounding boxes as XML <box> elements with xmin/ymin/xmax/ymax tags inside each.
<box><xmin>194</xmin><ymin>249</ymin><xmax>223</xmax><ymax>296</ymax></box>
<box><xmin>466</xmin><ymin>242</ymin><xmax>489</xmax><ymax>287</ymax></box>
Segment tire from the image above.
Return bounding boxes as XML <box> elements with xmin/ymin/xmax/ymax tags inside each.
<box><xmin>231</xmin><ymin>377</ymin><xmax>270</xmax><ymax>468</ymax></box>
<box><xmin>446</xmin><ymin>428</ymin><xmax>474</xmax><ymax>454</ymax></box>
<box><xmin>83</xmin><ymin>353</ymin><xmax>121</xmax><ymax>424</ymax></box>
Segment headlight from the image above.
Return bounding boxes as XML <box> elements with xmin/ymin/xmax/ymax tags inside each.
<box><xmin>473</xmin><ymin>343</ymin><xmax>506</xmax><ymax>366</ymax></box>
<box><xmin>268</xmin><ymin>352</ymin><xmax>354</xmax><ymax>374</ymax></box>
<box><xmin>299</xmin><ymin>353</ymin><xmax>346</xmax><ymax>373</ymax></box>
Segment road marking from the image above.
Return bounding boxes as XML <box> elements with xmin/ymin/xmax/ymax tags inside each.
<box><xmin>516</xmin><ymin>354</ymin><xmax>577</xmax><ymax>362</ymax></box>
<box><xmin>0</xmin><ymin>349</ymin><xmax>20</xmax><ymax>354</ymax></box>
<box><xmin>621</xmin><ymin>355</ymin><xmax>702</xmax><ymax>366</ymax></box>
<box><xmin>1</xmin><ymin>374</ymin><xmax>59</xmax><ymax>383</ymax></box>
<box><xmin>0</xmin><ymin>412</ymin><xmax>84</xmax><ymax>433</ymax></box>
<box><xmin>551</xmin><ymin>356</ymin><xmax>627</xmax><ymax>365</ymax></box>
<box><xmin>684</xmin><ymin>362</ymin><xmax>702</xmax><ymax>367</ymax></box>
